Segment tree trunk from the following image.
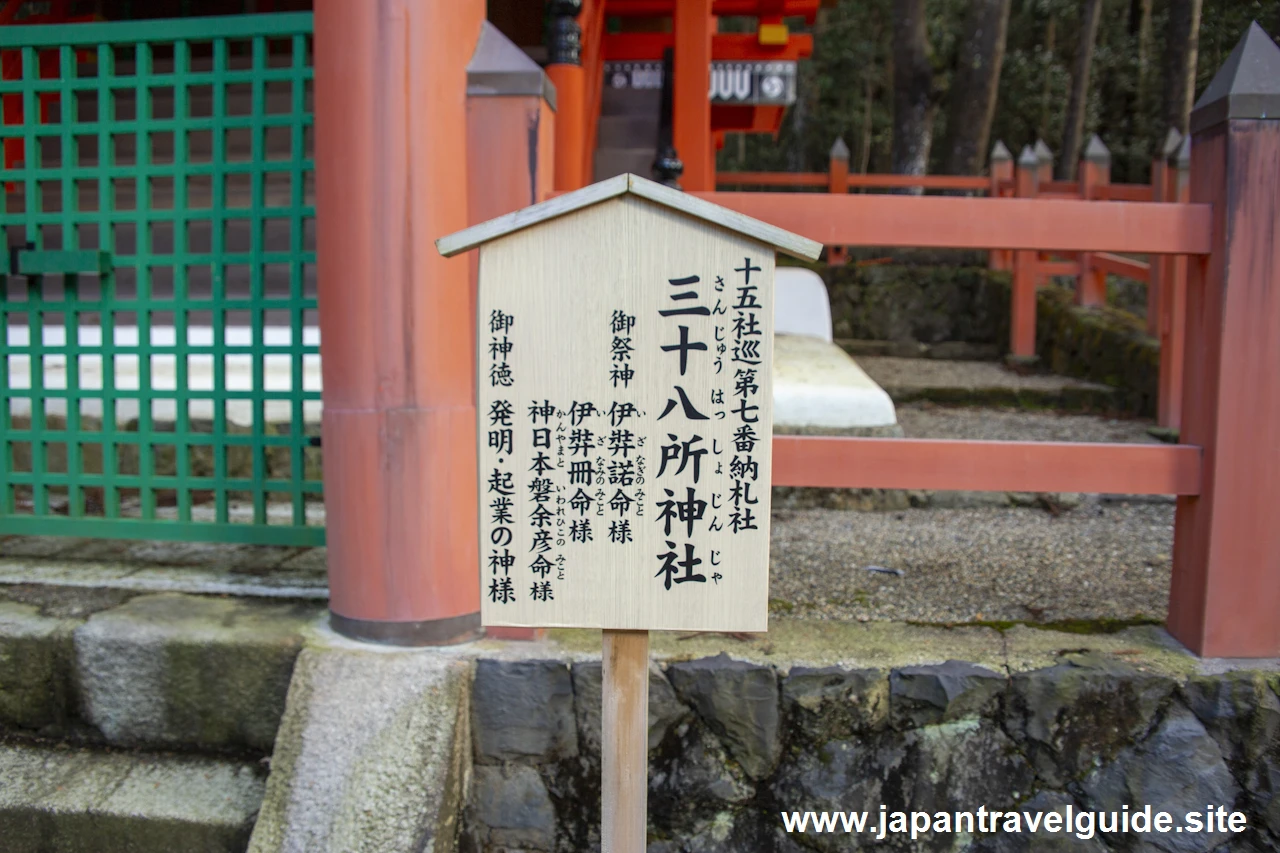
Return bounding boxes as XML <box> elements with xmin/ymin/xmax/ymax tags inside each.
<box><xmin>788</xmin><ymin>7</ymin><xmax>827</xmax><ymax>171</ymax></box>
<box><xmin>891</xmin><ymin>0</ymin><xmax>933</xmax><ymax>185</ymax></box>
<box><xmin>941</xmin><ymin>0</ymin><xmax>1012</xmax><ymax>175</ymax></box>
<box><xmin>1038</xmin><ymin>14</ymin><xmax>1056</xmax><ymax>143</ymax></box>
<box><xmin>1162</xmin><ymin>0</ymin><xmax>1203</xmax><ymax>138</ymax></box>
<box><xmin>1058</xmin><ymin>0</ymin><xmax>1104</xmax><ymax>180</ymax></box>
<box><xmin>1134</xmin><ymin>0</ymin><xmax>1154</xmax><ymax>154</ymax></box>
<box><xmin>859</xmin><ymin>71</ymin><xmax>875</xmax><ymax>174</ymax></box>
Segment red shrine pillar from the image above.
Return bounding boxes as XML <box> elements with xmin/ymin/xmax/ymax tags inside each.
<box><xmin>673</xmin><ymin>0</ymin><xmax>714</xmax><ymax>191</ymax></box>
<box><xmin>314</xmin><ymin>0</ymin><xmax>485</xmax><ymax>644</ymax></box>
<box><xmin>546</xmin><ymin>0</ymin><xmax>587</xmax><ymax>191</ymax></box>
<box><xmin>1167</xmin><ymin>23</ymin><xmax>1280</xmax><ymax>657</ymax></box>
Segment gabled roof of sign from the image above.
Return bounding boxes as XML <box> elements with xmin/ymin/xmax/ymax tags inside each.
<box><xmin>435</xmin><ymin>173</ymin><xmax>823</xmax><ymax>261</ymax></box>
<box><xmin>1190</xmin><ymin>21</ymin><xmax>1280</xmax><ymax>134</ymax></box>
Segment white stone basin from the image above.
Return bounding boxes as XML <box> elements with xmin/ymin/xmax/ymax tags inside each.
<box><xmin>771</xmin><ymin>267</ymin><xmax>897</xmax><ymax>430</ymax></box>
<box><xmin>771</xmin><ymin>333</ymin><xmax>898</xmax><ymax>429</ymax></box>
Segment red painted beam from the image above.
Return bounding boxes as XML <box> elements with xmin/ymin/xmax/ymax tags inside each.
<box><xmin>604</xmin><ymin>32</ymin><xmax>813</xmax><ymax>61</ymax></box>
<box><xmin>1037</xmin><ymin>260</ymin><xmax>1081</xmax><ymax>277</ymax></box>
<box><xmin>1098</xmin><ymin>184</ymin><xmax>1155</xmax><ymax>202</ymax></box>
<box><xmin>772</xmin><ymin>437</ymin><xmax>1203</xmax><ymax>495</ymax></box>
<box><xmin>717</xmin><ymin>171</ymin><xmax>828</xmax><ymax>186</ymax></box>
<box><xmin>688</xmin><ymin>193</ymin><xmax>1213</xmax><ymax>254</ymax></box>
<box><xmin>710</xmin><ymin>103</ymin><xmax>787</xmax><ymax>134</ymax></box>
<box><xmin>606</xmin><ymin>0</ymin><xmax>820</xmax><ymax>21</ymax></box>
<box><xmin>1091</xmin><ymin>252</ymin><xmax>1151</xmax><ymax>283</ymax></box>
<box><xmin>844</xmin><ymin>174</ymin><xmax>990</xmax><ymax>191</ymax></box>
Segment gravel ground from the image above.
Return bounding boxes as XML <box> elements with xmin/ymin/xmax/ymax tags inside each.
<box><xmin>896</xmin><ymin>402</ymin><xmax>1161</xmax><ymax>443</ymax></box>
<box><xmin>859</xmin><ymin>357</ymin><xmax>1112</xmax><ymax>393</ymax></box>
<box><xmin>769</xmin><ymin>499</ymin><xmax>1175</xmax><ymax>624</ymax></box>
<box><xmin>773</xmin><ymin>400</ymin><xmax>1172</xmax><ymax>624</ymax></box>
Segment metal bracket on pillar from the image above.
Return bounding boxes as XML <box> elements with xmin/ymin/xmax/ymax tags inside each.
<box><xmin>546</xmin><ymin>0</ymin><xmax>582</xmax><ymax>66</ymax></box>
<box><xmin>652</xmin><ymin>47</ymin><xmax>684</xmax><ymax>188</ymax></box>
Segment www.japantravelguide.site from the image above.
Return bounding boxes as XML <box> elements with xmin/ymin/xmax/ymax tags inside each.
<box><xmin>781</xmin><ymin>803</ymin><xmax>1249</xmax><ymax>840</ymax></box>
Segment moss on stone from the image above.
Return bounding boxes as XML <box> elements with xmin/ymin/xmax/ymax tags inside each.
<box><xmin>1012</xmin><ymin>280</ymin><xmax>1160</xmax><ymax>416</ymax></box>
<box><xmin>938</xmin><ymin>616</ymin><xmax>1164</xmax><ymax>636</ymax></box>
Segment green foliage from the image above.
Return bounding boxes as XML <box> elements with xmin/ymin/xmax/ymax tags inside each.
<box><xmin>722</xmin><ymin>0</ymin><xmax>1280</xmax><ymax>184</ymax></box>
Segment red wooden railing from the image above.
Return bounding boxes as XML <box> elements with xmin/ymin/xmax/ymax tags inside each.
<box><xmin>697</xmin><ymin>105</ymin><xmax>1277</xmax><ymax>657</ymax></box>
<box><xmin>717</xmin><ymin>132</ymin><xmax>1190</xmax><ymax>430</ymax></box>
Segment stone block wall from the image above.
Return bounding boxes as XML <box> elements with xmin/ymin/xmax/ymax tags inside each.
<box><xmin>463</xmin><ymin>653</ymin><xmax>1280</xmax><ymax>852</ymax></box>
<box><xmin>813</xmin><ymin>261</ymin><xmax>1009</xmax><ymax>345</ymax></box>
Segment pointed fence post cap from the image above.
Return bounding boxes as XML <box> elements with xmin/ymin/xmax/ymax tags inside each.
<box><xmin>1018</xmin><ymin>144</ymin><xmax>1040</xmax><ymax>169</ymax></box>
<box><xmin>1083</xmin><ymin>133</ymin><xmax>1110</xmax><ymax>165</ymax></box>
<box><xmin>1175</xmin><ymin>135</ymin><xmax>1191</xmax><ymax>169</ymax></box>
<box><xmin>1191</xmin><ymin>21</ymin><xmax>1280</xmax><ymax>134</ymax></box>
<box><xmin>1161</xmin><ymin>127</ymin><xmax>1184</xmax><ymax>159</ymax></box>
<box><xmin>1033</xmin><ymin>138</ymin><xmax>1054</xmax><ymax>164</ymax></box>
<box><xmin>990</xmin><ymin>140</ymin><xmax>1012</xmax><ymax>162</ymax></box>
<box><xmin>829</xmin><ymin>137</ymin><xmax>850</xmax><ymax>160</ymax></box>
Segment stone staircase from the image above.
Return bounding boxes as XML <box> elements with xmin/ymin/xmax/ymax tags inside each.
<box><xmin>0</xmin><ymin>555</ymin><xmax>323</xmax><ymax>853</ymax></box>
<box><xmin>593</xmin><ymin>86</ymin><xmax>661</xmax><ymax>182</ymax></box>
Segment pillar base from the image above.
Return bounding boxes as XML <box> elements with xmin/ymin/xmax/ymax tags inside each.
<box><xmin>329</xmin><ymin>611</ymin><xmax>482</xmax><ymax>647</ymax></box>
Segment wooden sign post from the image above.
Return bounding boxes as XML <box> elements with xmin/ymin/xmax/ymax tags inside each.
<box><xmin>438</xmin><ymin>174</ymin><xmax>820</xmax><ymax>852</ymax></box>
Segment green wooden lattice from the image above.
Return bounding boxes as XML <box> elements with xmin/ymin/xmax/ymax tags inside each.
<box><xmin>0</xmin><ymin>13</ymin><xmax>322</xmax><ymax>545</ymax></box>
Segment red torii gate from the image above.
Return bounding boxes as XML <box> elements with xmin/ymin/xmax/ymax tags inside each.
<box><xmin>548</xmin><ymin>0</ymin><xmax>819</xmax><ymax>193</ymax></box>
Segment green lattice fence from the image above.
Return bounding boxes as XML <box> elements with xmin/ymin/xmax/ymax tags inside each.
<box><xmin>0</xmin><ymin>13</ymin><xmax>322</xmax><ymax>545</ymax></box>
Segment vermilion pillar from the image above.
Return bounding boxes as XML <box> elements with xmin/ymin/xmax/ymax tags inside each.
<box><xmin>673</xmin><ymin>0</ymin><xmax>714</xmax><ymax>191</ymax></box>
<box><xmin>1167</xmin><ymin>23</ymin><xmax>1280</xmax><ymax>658</ymax></box>
<box><xmin>315</xmin><ymin>0</ymin><xmax>485</xmax><ymax>644</ymax></box>
<box><xmin>546</xmin><ymin>0</ymin><xmax>586</xmax><ymax>191</ymax></box>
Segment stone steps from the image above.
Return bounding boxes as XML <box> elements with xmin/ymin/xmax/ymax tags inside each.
<box><xmin>0</xmin><ymin>740</ymin><xmax>264</xmax><ymax>853</ymax></box>
<box><xmin>593</xmin><ymin>146</ymin><xmax>657</xmax><ymax>182</ymax></box>
<box><xmin>0</xmin><ymin>583</ymin><xmax>318</xmax><ymax>752</ymax></box>
<box><xmin>0</xmin><ymin>571</ymin><xmax>322</xmax><ymax>852</ymax></box>
<box><xmin>854</xmin><ymin>355</ymin><xmax>1120</xmax><ymax>414</ymax></box>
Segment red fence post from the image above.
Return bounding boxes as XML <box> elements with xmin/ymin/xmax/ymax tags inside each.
<box><xmin>1032</xmin><ymin>138</ymin><xmax>1055</xmax><ymax>282</ymax></box>
<box><xmin>1009</xmin><ymin>145</ymin><xmax>1040</xmax><ymax>360</ymax></box>
<box><xmin>1167</xmin><ymin>23</ymin><xmax>1280</xmax><ymax>658</ymax></box>
<box><xmin>1076</xmin><ymin>134</ymin><xmax>1110</xmax><ymax>306</ymax></box>
<box><xmin>827</xmin><ymin>137</ymin><xmax>849</xmax><ymax>266</ymax></box>
<box><xmin>1157</xmin><ymin>135</ymin><xmax>1191</xmax><ymax>431</ymax></box>
<box><xmin>315</xmin><ymin>0</ymin><xmax>486</xmax><ymax>644</ymax></box>
<box><xmin>1033</xmin><ymin>138</ymin><xmax>1054</xmax><ymax>183</ymax></box>
<box><xmin>988</xmin><ymin>140</ymin><xmax>1013</xmax><ymax>272</ymax></box>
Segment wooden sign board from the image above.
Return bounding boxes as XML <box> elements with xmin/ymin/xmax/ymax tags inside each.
<box><xmin>438</xmin><ymin>175</ymin><xmax>821</xmax><ymax>633</ymax></box>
